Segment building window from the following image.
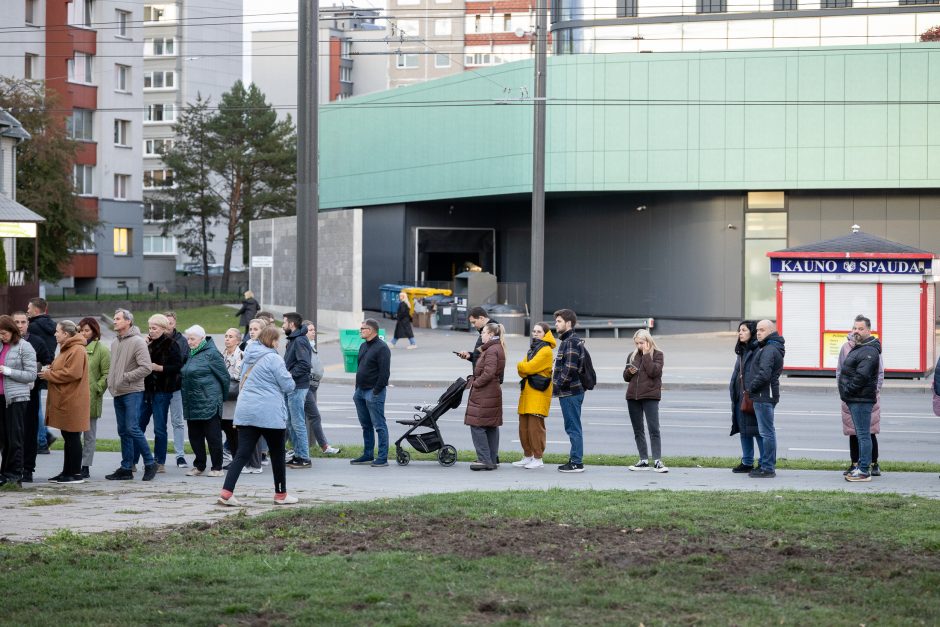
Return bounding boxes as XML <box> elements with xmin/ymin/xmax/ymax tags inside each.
<box><xmin>73</xmin><ymin>164</ymin><xmax>94</xmax><ymax>195</ymax></box>
<box><xmin>465</xmin><ymin>52</ymin><xmax>503</xmax><ymax>66</ymax></box>
<box><xmin>144</xmin><ymin>202</ymin><xmax>171</xmax><ymax>222</ymax></box>
<box><xmin>616</xmin><ymin>0</ymin><xmax>638</xmax><ymax>17</ymax></box>
<box><xmin>435</xmin><ymin>53</ymin><xmax>451</xmax><ymax>68</ymax></box>
<box><xmin>744</xmin><ymin>192</ymin><xmax>787</xmax><ymax>320</ymax></box>
<box><xmin>434</xmin><ymin>19</ymin><xmax>451</xmax><ymax>36</ymax></box>
<box><xmin>340</xmin><ymin>39</ymin><xmax>352</xmax><ymax>59</ymax></box>
<box><xmin>774</xmin><ymin>0</ymin><xmax>797</xmax><ymax>8</ymax></box>
<box><xmin>697</xmin><ymin>0</ymin><xmax>726</xmax><ymax>12</ymax></box>
<box><xmin>144</xmin><ymin>235</ymin><xmax>176</xmax><ymax>255</ymax></box>
<box><xmin>116</xmin><ymin>9</ymin><xmax>129</xmax><ymax>36</ymax></box>
<box><xmin>395</xmin><ymin>53</ymin><xmax>419</xmax><ymax>69</ymax></box>
<box><xmin>339</xmin><ymin>66</ymin><xmax>352</xmax><ymax>83</ymax></box>
<box><xmin>144</xmin><ymin>71</ymin><xmax>175</xmax><ymax>89</ymax></box>
<box><xmin>73</xmin><ymin>228</ymin><xmax>96</xmax><ymax>253</ymax></box>
<box><xmin>113</xmin><ymin>119</ymin><xmax>129</xmax><ymax>146</ymax></box>
<box><xmin>821</xmin><ymin>0</ymin><xmax>851</xmax><ymax>5</ymax></box>
<box><xmin>145</xmin><ymin>104</ymin><xmax>176</xmax><ymax>123</ymax></box>
<box><xmin>113</xmin><ymin>174</ymin><xmax>130</xmax><ymax>199</ymax></box>
<box><xmin>900</xmin><ymin>0</ymin><xmax>940</xmax><ymax>4</ymax></box>
<box><xmin>474</xmin><ymin>15</ymin><xmax>481</xmax><ymax>33</ymax></box>
<box><xmin>25</xmin><ymin>0</ymin><xmax>37</xmax><ymax>25</ymax></box>
<box><xmin>144</xmin><ymin>4</ymin><xmax>176</xmax><ymax>22</ymax></box>
<box><xmin>67</xmin><ymin>52</ymin><xmax>93</xmax><ymax>84</ymax></box>
<box><xmin>69</xmin><ymin>0</ymin><xmax>94</xmax><ymax>28</ymax></box>
<box><xmin>143</xmin><ymin>169</ymin><xmax>174</xmax><ymax>188</ymax></box>
<box><xmin>113</xmin><ymin>228</ymin><xmax>131</xmax><ymax>256</ymax></box>
<box><xmin>67</xmin><ymin>109</ymin><xmax>94</xmax><ymax>141</ymax></box>
<box><xmin>115</xmin><ymin>64</ymin><xmax>130</xmax><ymax>92</ymax></box>
<box><xmin>24</xmin><ymin>53</ymin><xmax>38</xmax><ymax>79</ymax></box>
<box><xmin>145</xmin><ymin>37</ymin><xmax>176</xmax><ymax>56</ymax></box>
<box><xmin>502</xmin><ymin>14</ymin><xmax>512</xmax><ymax>31</ymax></box>
<box><xmin>396</xmin><ymin>20</ymin><xmax>419</xmax><ymax>36</ymax></box>
<box><xmin>144</xmin><ymin>138</ymin><xmax>172</xmax><ymax>156</ymax></box>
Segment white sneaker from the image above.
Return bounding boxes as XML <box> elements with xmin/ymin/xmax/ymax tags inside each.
<box><xmin>524</xmin><ymin>458</ymin><xmax>544</xmax><ymax>469</ymax></box>
<box><xmin>628</xmin><ymin>460</ymin><xmax>651</xmax><ymax>471</ymax></box>
<box><xmin>406</xmin><ymin>345</ymin><xmax>417</xmax><ymax>350</ymax></box>
<box><xmin>242</xmin><ymin>466</ymin><xmax>263</xmax><ymax>474</ymax></box>
<box><xmin>207</xmin><ymin>469</ymin><xmax>224</xmax><ymax>477</ymax></box>
<box><xmin>512</xmin><ymin>456</ymin><xmax>534</xmax><ymax>467</ymax></box>
<box><xmin>217</xmin><ymin>495</ymin><xmax>241</xmax><ymax>507</ymax></box>
<box><xmin>274</xmin><ymin>494</ymin><xmax>299</xmax><ymax>505</ymax></box>
<box><xmin>653</xmin><ymin>460</ymin><xmax>669</xmax><ymax>473</ymax></box>
<box><xmin>284</xmin><ymin>450</ymin><xmax>295</xmax><ymax>462</ymax></box>
<box><xmin>322</xmin><ymin>446</ymin><xmax>341</xmax><ymax>455</ymax></box>
<box><xmin>186</xmin><ymin>468</ymin><xmax>203</xmax><ymax>477</ymax></box>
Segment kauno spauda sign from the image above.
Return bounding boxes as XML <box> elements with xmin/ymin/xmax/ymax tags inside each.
<box><xmin>770</xmin><ymin>258</ymin><xmax>931</xmax><ymax>275</ymax></box>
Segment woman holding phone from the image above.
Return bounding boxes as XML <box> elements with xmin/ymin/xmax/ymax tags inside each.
<box><xmin>623</xmin><ymin>329</ymin><xmax>667</xmax><ymax>473</ymax></box>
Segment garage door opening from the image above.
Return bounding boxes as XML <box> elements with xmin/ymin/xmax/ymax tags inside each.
<box><xmin>415</xmin><ymin>227</ymin><xmax>495</xmax><ymax>283</ymax></box>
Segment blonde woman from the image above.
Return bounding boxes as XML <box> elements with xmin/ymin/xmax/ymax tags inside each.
<box><xmin>235</xmin><ymin>291</ymin><xmax>260</xmax><ymax>336</ymax></box>
<box><xmin>513</xmin><ymin>322</ymin><xmax>555</xmax><ymax>469</ymax></box>
<box><xmin>623</xmin><ymin>329</ymin><xmax>667</xmax><ymax>473</ymax></box>
<box><xmin>464</xmin><ymin>322</ymin><xmax>506</xmax><ymax>471</ymax></box>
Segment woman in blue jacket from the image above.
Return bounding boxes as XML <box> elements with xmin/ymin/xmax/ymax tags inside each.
<box><xmin>218</xmin><ymin>325</ymin><xmax>297</xmax><ymax>506</ymax></box>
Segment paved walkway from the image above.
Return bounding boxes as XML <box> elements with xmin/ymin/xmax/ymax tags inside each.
<box><xmin>1</xmin><ymin>451</ymin><xmax>938</xmax><ymax>542</ymax></box>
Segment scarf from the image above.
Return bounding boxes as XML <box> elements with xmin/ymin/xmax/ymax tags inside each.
<box><xmin>190</xmin><ymin>338</ymin><xmax>207</xmax><ymax>357</ymax></box>
<box><xmin>527</xmin><ymin>338</ymin><xmax>548</xmax><ymax>361</ymax></box>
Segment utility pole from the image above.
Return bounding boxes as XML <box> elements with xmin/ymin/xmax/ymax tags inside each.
<box><xmin>296</xmin><ymin>0</ymin><xmax>319</xmax><ymax>324</ymax></box>
<box><xmin>529</xmin><ymin>0</ymin><xmax>547</xmax><ymax>332</ymax></box>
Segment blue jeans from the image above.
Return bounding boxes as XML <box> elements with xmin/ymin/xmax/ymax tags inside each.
<box><xmin>136</xmin><ymin>391</ymin><xmax>172</xmax><ymax>465</ymax></box>
<box><xmin>352</xmin><ymin>387</ymin><xmax>388</xmax><ymax>462</ymax></box>
<box><xmin>847</xmin><ymin>401</ymin><xmax>874</xmax><ymax>474</ymax></box>
<box><xmin>115</xmin><ymin>392</ymin><xmax>153</xmax><ymax>470</ymax></box>
<box><xmin>169</xmin><ymin>390</ymin><xmax>185</xmax><ymax>457</ymax></box>
<box><xmin>390</xmin><ymin>337</ymin><xmax>415</xmax><ymax>346</ymax></box>
<box><xmin>37</xmin><ymin>390</ymin><xmax>49</xmax><ymax>447</ymax></box>
<box><xmin>739</xmin><ymin>433</ymin><xmax>765</xmax><ymax>467</ymax></box>
<box><xmin>558</xmin><ymin>393</ymin><xmax>585</xmax><ymax>465</ymax></box>
<box><xmin>753</xmin><ymin>402</ymin><xmax>776</xmax><ymax>472</ymax></box>
<box><xmin>285</xmin><ymin>388</ymin><xmax>310</xmax><ymax>461</ymax></box>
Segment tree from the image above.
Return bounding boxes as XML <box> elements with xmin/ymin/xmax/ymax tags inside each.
<box><xmin>0</xmin><ymin>77</ymin><xmax>97</xmax><ymax>282</ymax></box>
<box><xmin>209</xmin><ymin>81</ymin><xmax>296</xmax><ymax>292</ymax></box>
<box><xmin>922</xmin><ymin>26</ymin><xmax>940</xmax><ymax>42</ymax></box>
<box><xmin>158</xmin><ymin>95</ymin><xmax>221</xmax><ymax>293</ymax></box>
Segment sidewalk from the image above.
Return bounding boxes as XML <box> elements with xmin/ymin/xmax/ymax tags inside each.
<box><xmin>2</xmin><ymin>451</ymin><xmax>937</xmax><ymax>542</ymax></box>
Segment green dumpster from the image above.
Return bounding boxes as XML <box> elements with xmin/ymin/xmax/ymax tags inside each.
<box><xmin>340</xmin><ymin>328</ymin><xmax>386</xmax><ymax>373</ymax></box>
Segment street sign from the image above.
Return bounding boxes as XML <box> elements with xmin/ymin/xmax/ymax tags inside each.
<box><xmin>251</xmin><ymin>256</ymin><xmax>273</xmax><ymax>268</ymax></box>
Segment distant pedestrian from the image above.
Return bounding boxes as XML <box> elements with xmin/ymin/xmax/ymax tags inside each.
<box><xmin>351</xmin><ymin>318</ymin><xmax>391</xmax><ymax>467</ymax></box>
<box><xmin>743</xmin><ymin>319</ymin><xmax>786</xmax><ymax>479</ymax></box>
<box><xmin>26</xmin><ymin>298</ymin><xmax>56</xmax><ymax>454</ymax></box>
<box><xmin>164</xmin><ymin>311</ymin><xmax>188</xmax><ymax>469</ymax></box>
<box><xmin>837</xmin><ymin>324</ymin><xmax>884</xmax><ymax>478</ymax></box>
<box><xmin>78</xmin><ymin>317</ymin><xmax>109</xmax><ymax>479</ymax></box>
<box><xmin>181</xmin><ymin>325</ymin><xmax>229</xmax><ymax>477</ymax></box>
<box><xmin>281</xmin><ymin>313</ymin><xmax>312</xmax><ymax>469</ymax></box>
<box><xmin>0</xmin><ymin>315</ymin><xmax>36</xmax><ymax>488</ymax></box>
<box><xmin>105</xmin><ymin>309</ymin><xmax>156</xmax><ymax>481</ymax></box>
<box><xmin>624</xmin><ymin>329</ymin><xmax>667</xmax><ymax>473</ymax></box>
<box><xmin>465</xmin><ymin>322</ymin><xmax>506</xmax><ymax>471</ymax></box>
<box><xmin>456</xmin><ymin>307</ymin><xmax>497</xmax><ymax>369</ymax></box>
<box><xmin>729</xmin><ymin>320</ymin><xmax>763</xmax><ymax>473</ymax></box>
<box><xmin>838</xmin><ymin>315</ymin><xmax>882</xmax><ymax>483</ymax></box>
<box><xmin>391</xmin><ymin>292</ymin><xmax>416</xmax><ymax>349</ymax></box>
<box><xmin>553</xmin><ymin>309</ymin><xmax>586</xmax><ymax>473</ymax></box>
<box><xmin>135</xmin><ymin>315</ymin><xmax>182</xmax><ymax>474</ymax></box>
<box><xmin>13</xmin><ymin>311</ymin><xmax>48</xmax><ymax>482</ymax></box>
<box><xmin>303</xmin><ymin>320</ymin><xmax>339</xmax><ymax>455</ymax></box>
<box><xmin>235</xmin><ymin>291</ymin><xmax>260</xmax><ymax>336</ymax></box>
<box><xmin>217</xmin><ymin>325</ymin><xmax>298</xmax><ymax>506</ymax></box>
<box><xmin>38</xmin><ymin>321</ymin><xmax>89</xmax><ymax>484</ymax></box>
<box><xmin>513</xmin><ymin>322</ymin><xmax>555</xmax><ymax>470</ymax></box>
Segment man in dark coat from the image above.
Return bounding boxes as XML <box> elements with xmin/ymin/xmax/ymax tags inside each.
<box><xmin>456</xmin><ymin>307</ymin><xmax>498</xmax><ymax>369</ymax></box>
<box><xmin>26</xmin><ymin>298</ymin><xmax>56</xmax><ymax>454</ymax></box>
<box><xmin>282</xmin><ymin>312</ymin><xmax>312</xmax><ymax>468</ymax></box>
<box><xmin>164</xmin><ymin>311</ymin><xmax>189</xmax><ymax>469</ymax></box>
<box><xmin>14</xmin><ymin>311</ymin><xmax>51</xmax><ymax>481</ymax></box>
<box><xmin>744</xmin><ymin>319</ymin><xmax>785</xmax><ymax>479</ymax></box>
<box><xmin>838</xmin><ymin>314</ymin><xmax>882</xmax><ymax>482</ymax></box>
<box><xmin>391</xmin><ymin>292</ymin><xmax>416</xmax><ymax>349</ymax></box>
<box><xmin>351</xmin><ymin>319</ymin><xmax>391</xmax><ymax>467</ymax></box>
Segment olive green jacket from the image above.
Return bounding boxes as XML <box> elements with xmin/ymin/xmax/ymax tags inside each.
<box><xmin>86</xmin><ymin>339</ymin><xmax>110</xmax><ymax>418</ymax></box>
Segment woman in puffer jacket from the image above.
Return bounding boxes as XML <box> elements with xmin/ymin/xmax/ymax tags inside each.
<box><xmin>624</xmin><ymin>329</ymin><xmax>667</xmax><ymax>473</ymax></box>
<box><xmin>464</xmin><ymin>322</ymin><xmax>506</xmax><ymax>471</ymax></box>
<box><xmin>513</xmin><ymin>322</ymin><xmax>555</xmax><ymax>470</ymax></box>
<box><xmin>837</xmin><ymin>332</ymin><xmax>884</xmax><ymax>476</ymax></box>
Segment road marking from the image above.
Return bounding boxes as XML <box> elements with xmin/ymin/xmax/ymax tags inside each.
<box><xmin>788</xmin><ymin>448</ymin><xmax>848</xmax><ymax>453</ymax></box>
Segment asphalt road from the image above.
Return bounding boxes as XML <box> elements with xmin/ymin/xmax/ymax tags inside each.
<box><xmin>77</xmin><ymin>383</ymin><xmax>940</xmax><ymax>464</ymax></box>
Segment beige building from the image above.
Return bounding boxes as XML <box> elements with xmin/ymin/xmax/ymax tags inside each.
<box><xmin>387</xmin><ymin>0</ymin><xmax>467</xmax><ymax>88</ymax></box>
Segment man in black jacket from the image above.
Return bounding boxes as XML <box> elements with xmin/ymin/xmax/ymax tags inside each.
<box><xmin>26</xmin><ymin>298</ymin><xmax>57</xmax><ymax>454</ymax></box>
<box><xmin>351</xmin><ymin>318</ymin><xmax>391</xmax><ymax>467</ymax></box>
<box><xmin>14</xmin><ymin>311</ymin><xmax>50</xmax><ymax>481</ymax></box>
<box><xmin>838</xmin><ymin>315</ymin><xmax>881</xmax><ymax>483</ymax></box>
<box><xmin>282</xmin><ymin>312</ymin><xmax>311</xmax><ymax>468</ymax></box>
<box><xmin>164</xmin><ymin>312</ymin><xmax>189</xmax><ymax>469</ymax></box>
<box><xmin>744</xmin><ymin>319</ymin><xmax>786</xmax><ymax>479</ymax></box>
<box><xmin>456</xmin><ymin>307</ymin><xmax>497</xmax><ymax>370</ymax></box>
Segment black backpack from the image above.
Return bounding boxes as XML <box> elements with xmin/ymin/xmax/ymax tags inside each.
<box><xmin>578</xmin><ymin>341</ymin><xmax>597</xmax><ymax>391</ymax></box>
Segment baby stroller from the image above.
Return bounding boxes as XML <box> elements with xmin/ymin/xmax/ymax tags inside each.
<box><xmin>394</xmin><ymin>377</ymin><xmax>466</xmax><ymax>467</ymax></box>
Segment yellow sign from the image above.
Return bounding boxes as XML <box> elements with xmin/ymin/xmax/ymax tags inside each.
<box><xmin>0</xmin><ymin>222</ymin><xmax>37</xmax><ymax>238</ymax></box>
<box><xmin>822</xmin><ymin>331</ymin><xmax>880</xmax><ymax>369</ymax></box>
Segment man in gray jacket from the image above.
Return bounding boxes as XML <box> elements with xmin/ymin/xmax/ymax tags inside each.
<box><xmin>105</xmin><ymin>309</ymin><xmax>156</xmax><ymax>481</ymax></box>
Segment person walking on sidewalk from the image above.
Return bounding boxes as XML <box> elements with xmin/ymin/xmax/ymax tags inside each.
<box><xmin>624</xmin><ymin>329</ymin><xmax>668</xmax><ymax>473</ymax></box>
<box><xmin>217</xmin><ymin>326</ymin><xmax>298</xmax><ymax>507</ymax></box>
<box><xmin>838</xmin><ymin>315</ymin><xmax>882</xmax><ymax>483</ymax></box>
<box><xmin>164</xmin><ymin>311</ymin><xmax>189</xmax><ymax>469</ymax></box>
<box><xmin>38</xmin><ymin>321</ymin><xmax>90</xmax><ymax>484</ymax></box>
<box><xmin>181</xmin><ymin>325</ymin><xmax>229</xmax><ymax>477</ymax></box>
<box><xmin>513</xmin><ymin>322</ymin><xmax>555</xmax><ymax>470</ymax></box>
<box><xmin>234</xmin><ymin>290</ymin><xmax>260</xmax><ymax>337</ymax></box>
<box><xmin>837</xmin><ymin>319</ymin><xmax>884</xmax><ymax>478</ymax></box>
<box><xmin>105</xmin><ymin>310</ymin><xmax>156</xmax><ymax>481</ymax></box>
<box><xmin>465</xmin><ymin>322</ymin><xmax>506</xmax><ymax>471</ymax></box>
<box><xmin>282</xmin><ymin>313</ymin><xmax>312</xmax><ymax>469</ymax></box>
<box><xmin>553</xmin><ymin>309</ymin><xmax>587</xmax><ymax>473</ymax></box>
<box><xmin>27</xmin><ymin>298</ymin><xmax>56</xmax><ymax>455</ymax></box>
<box><xmin>351</xmin><ymin>319</ymin><xmax>391</xmax><ymax>467</ymax></box>
<box><xmin>78</xmin><ymin>318</ymin><xmax>109</xmax><ymax>479</ymax></box>
<box><xmin>14</xmin><ymin>311</ymin><xmax>49</xmax><ymax>482</ymax></box>
<box><xmin>391</xmin><ymin>292</ymin><xmax>417</xmax><ymax>349</ymax></box>
<box><xmin>456</xmin><ymin>307</ymin><xmax>497</xmax><ymax>369</ymax></box>
<box><xmin>0</xmin><ymin>315</ymin><xmax>36</xmax><ymax>487</ymax></box>
<box><xmin>744</xmin><ymin>319</ymin><xmax>786</xmax><ymax>479</ymax></box>
<box><xmin>134</xmin><ymin>315</ymin><xmax>182</xmax><ymax>474</ymax></box>
<box><xmin>303</xmin><ymin>321</ymin><xmax>339</xmax><ymax>456</ymax></box>
<box><xmin>729</xmin><ymin>320</ymin><xmax>763</xmax><ymax>474</ymax></box>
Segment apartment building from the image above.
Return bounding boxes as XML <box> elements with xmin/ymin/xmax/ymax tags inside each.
<box><xmin>464</xmin><ymin>0</ymin><xmax>540</xmax><ymax>68</ymax></box>
<box><xmin>386</xmin><ymin>0</ymin><xmax>466</xmax><ymax>88</ymax></box>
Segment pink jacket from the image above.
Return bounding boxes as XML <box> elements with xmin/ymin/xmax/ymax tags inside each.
<box><xmin>836</xmin><ymin>335</ymin><xmax>883</xmax><ymax>435</ymax></box>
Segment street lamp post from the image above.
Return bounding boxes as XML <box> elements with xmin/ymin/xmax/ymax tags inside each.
<box><xmin>529</xmin><ymin>0</ymin><xmax>548</xmax><ymax>332</ymax></box>
<box><xmin>296</xmin><ymin>0</ymin><xmax>319</xmax><ymax>323</ymax></box>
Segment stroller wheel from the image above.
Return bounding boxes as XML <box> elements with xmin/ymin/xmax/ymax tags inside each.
<box><xmin>396</xmin><ymin>449</ymin><xmax>411</xmax><ymax>466</ymax></box>
<box><xmin>438</xmin><ymin>445</ymin><xmax>457</xmax><ymax>467</ymax></box>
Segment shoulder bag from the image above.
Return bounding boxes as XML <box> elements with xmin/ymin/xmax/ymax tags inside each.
<box><xmin>739</xmin><ymin>356</ymin><xmax>755</xmax><ymax>415</ymax></box>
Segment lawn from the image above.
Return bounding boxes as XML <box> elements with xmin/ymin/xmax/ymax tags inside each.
<box><xmin>0</xmin><ymin>491</ymin><xmax>938</xmax><ymax>625</ymax></box>
<box><xmin>114</xmin><ymin>304</ymin><xmax>243</xmax><ymax>335</ymax></box>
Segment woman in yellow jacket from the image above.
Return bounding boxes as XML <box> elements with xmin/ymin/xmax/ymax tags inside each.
<box><xmin>514</xmin><ymin>322</ymin><xmax>556</xmax><ymax>469</ymax></box>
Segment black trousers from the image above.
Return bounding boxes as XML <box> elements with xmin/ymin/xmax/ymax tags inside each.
<box><xmin>187</xmin><ymin>415</ymin><xmax>224</xmax><ymax>471</ymax></box>
<box><xmin>222</xmin><ymin>426</ymin><xmax>287</xmax><ymax>494</ymax></box>
<box><xmin>221</xmin><ymin>418</ymin><xmax>237</xmax><ymax>456</ymax></box>
<box><xmin>0</xmin><ymin>398</ymin><xmax>26</xmax><ymax>480</ymax></box>
<box><xmin>61</xmin><ymin>430</ymin><xmax>82</xmax><ymax>477</ymax></box>
<box><xmin>22</xmin><ymin>387</ymin><xmax>40</xmax><ymax>473</ymax></box>
<box><xmin>850</xmin><ymin>434</ymin><xmax>879</xmax><ymax>464</ymax></box>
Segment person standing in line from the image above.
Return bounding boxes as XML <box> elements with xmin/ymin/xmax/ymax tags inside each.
<box><xmin>105</xmin><ymin>309</ymin><xmax>156</xmax><ymax>481</ymax></box>
<box><xmin>743</xmin><ymin>319</ymin><xmax>786</xmax><ymax>479</ymax></box>
<box><xmin>26</xmin><ymin>298</ymin><xmax>56</xmax><ymax>454</ymax></box>
<box><xmin>350</xmin><ymin>319</ymin><xmax>391</xmax><ymax>467</ymax></box>
<box><xmin>221</xmin><ymin>327</ymin><xmax>261</xmax><ymax>473</ymax></box>
<box><xmin>217</xmin><ymin>325</ymin><xmax>298</xmax><ymax>506</ymax></box>
<box><xmin>78</xmin><ymin>317</ymin><xmax>109</xmax><ymax>479</ymax></box>
<box><xmin>234</xmin><ymin>290</ymin><xmax>260</xmax><ymax>337</ymax></box>
<box><xmin>164</xmin><ymin>311</ymin><xmax>189</xmax><ymax>469</ymax></box>
<box><xmin>553</xmin><ymin>309</ymin><xmax>587</xmax><ymax>473</ymax></box>
<box><xmin>456</xmin><ymin>307</ymin><xmax>498</xmax><ymax>369</ymax></box>
<box><xmin>624</xmin><ymin>329</ymin><xmax>668</xmax><ymax>473</ymax></box>
<box><xmin>729</xmin><ymin>320</ymin><xmax>764</xmax><ymax>474</ymax></box>
<box><xmin>391</xmin><ymin>292</ymin><xmax>416</xmax><ymax>349</ymax></box>
<box><xmin>38</xmin><ymin>321</ymin><xmax>90</xmax><ymax>484</ymax></box>
<box><xmin>838</xmin><ymin>315</ymin><xmax>882</xmax><ymax>483</ymax></box>
<box><xmin>837</xmin><ymin>319</ymin><xmax>885</xmax><ymax>477</ymax></box>
<box><xmin>281</xmin><ymin>313</ymin><xmax>312</xmax><ymax>469</ymax></box>
<box><xmin>513</xmin><ymin>322</ymin><xmax>555</xmax><ymax>470</ymax></box>
<box><xmin>13</xmin><ymin>311</ymin><xmax>49</xmax><ymax>482</ymax></box>
<box><xmin>303</xmin><ymin>320</ymin><xmax>340</xmax><ymax>456</ymax></box>
<box><xmin>181</xmin><ymin>325</ymin><xmax>229</xmax><ymax>477</ymax></box>
<box><xmin>135</xmin><ymin>315</ymin><xmax>182</xmax><ymax>474</ymax></box>
<box><xmin>0</xmin><ymin>315</ymin><xmax>36</xmax><ymax>488</ymax></box>
<box><xmin>464</xmin><ymin>322</ymin><xmax>506</xmax><ymax>471</ymax></box>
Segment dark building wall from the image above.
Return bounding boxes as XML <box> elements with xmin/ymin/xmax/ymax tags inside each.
<box><xmin>362</xmin><ymin>204</ymin><xmax>406</xmax><ymax>311</ymax></box>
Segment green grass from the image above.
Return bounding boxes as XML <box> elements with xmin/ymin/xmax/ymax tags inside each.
<box><xmin>49</xmin><ymin>292</ymin><xmax>244</xmax><ymax>303</ymax></box>
<box><xmin>0</xmin><ymin>491</ymin><xmax>938</xmax><ymax>625</ymax></box>
<box><xmin>100</xmin><ymin>305</ymin><xmax>242</xmax><ymax>335</ymax></box>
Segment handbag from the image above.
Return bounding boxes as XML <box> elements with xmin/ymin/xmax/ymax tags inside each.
<box><xmin>738</xmin><ymin>356</ymin><xmax>755</xmax><ymax>415</ymax></box>
<box><xmin>526</xmin><ymin>374</ymin><xmax>552</xmax><ymax>392</ymax></box>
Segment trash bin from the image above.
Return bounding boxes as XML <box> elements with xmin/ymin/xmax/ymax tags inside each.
<box><xmin>379</xmin><ymin>284</ymin><xmax>410</xmax><ymax>318</ymax></box>
<box><xmin>340</xmin><ymin>328</ymin><xmax>387</xmax><ymax>373</ymax></box>
<box><xmin>483</xmin><ymin>304</ymin><xmax>526</xmax><ymax>336</ymax></box>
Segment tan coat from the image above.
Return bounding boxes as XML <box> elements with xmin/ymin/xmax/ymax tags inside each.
<box><xmin>43</xmin><ymin>334</ymin><xmax>90</xmax><ymax>433</ymax></box>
